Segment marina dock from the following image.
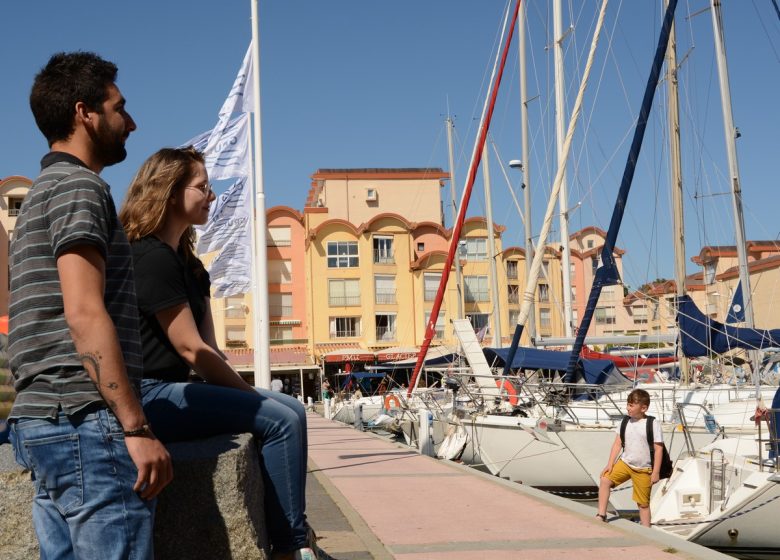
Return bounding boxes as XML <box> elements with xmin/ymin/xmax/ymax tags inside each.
<box><xmin>306</xmin><ymin>412</ymin><xmax>730</xmax><ymax>560</ymax></box>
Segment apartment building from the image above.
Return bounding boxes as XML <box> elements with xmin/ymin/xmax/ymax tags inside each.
<box><xmin>1</xmin><ymin>176</ymin><xmax>32</xmax><ymax>315</ymax></box>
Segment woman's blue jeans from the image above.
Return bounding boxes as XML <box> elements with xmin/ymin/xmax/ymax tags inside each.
<box><xmin>140</xmin><ymin>379</ymin><xmax>308</xmax><ymax>552</ymax></box>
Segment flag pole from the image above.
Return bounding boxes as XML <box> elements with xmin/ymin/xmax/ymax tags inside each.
<box><xmin>250</xmin><ymin>0</ymin><xmax>270</xmax><ymax>389</ymax></box>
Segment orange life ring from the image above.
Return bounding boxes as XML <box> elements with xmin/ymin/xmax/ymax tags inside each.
<box><xmin>384</xmin><ymin>394</ymin><xmax>402</xmax><ymax>410</ymax></box>
<box><xmin>495</xmin><ymin>379</ymin><xmax>519</xmax><ymax>406</ymax></box>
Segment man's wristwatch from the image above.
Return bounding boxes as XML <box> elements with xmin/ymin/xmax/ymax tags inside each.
<box><xmin>123</xmin><ymin>424</ymin><xmax>153</xmax><ymax>437</ymax></box>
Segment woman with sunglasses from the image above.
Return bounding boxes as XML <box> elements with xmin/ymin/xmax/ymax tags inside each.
<box><xmin>119</xmin><ymin>147</ymin><xmax>316</xmax><ymax>560</ymax></box>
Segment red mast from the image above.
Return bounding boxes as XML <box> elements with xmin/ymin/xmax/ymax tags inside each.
<box><xmin>408</xmin><ymin>0</ymin><xmax>522</xmax><ymax>397</ymax></box>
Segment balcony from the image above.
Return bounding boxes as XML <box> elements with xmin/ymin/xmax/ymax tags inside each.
<box><xmin>375</xmin><ymin>289</ymin><xmax>396</xmax><ymax>305</ymax></box>
<box><xmin>373</xmin><ymin>253</ymin><xmax>394</xmax><ymax>265</ymax></box>
<box><xmin>329</xmin><ymin>295</ymin><xmax>360</xmax><ymax>307</ymax></box>
<box><xmin>375</xmin><ymin>326</ymin><xmax>397</xmax><ymax>341</ymax></box>
<box><xmin>269</xmin><ymin>305</ymin><xmax>293</xmax><ymax>317</ymax></box>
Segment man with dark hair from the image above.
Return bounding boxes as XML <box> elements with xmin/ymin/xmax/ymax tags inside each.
<box><xmin>8</xmin><ymin>51</ymin><xmax>172</xmax><ymax>559</ymax></box>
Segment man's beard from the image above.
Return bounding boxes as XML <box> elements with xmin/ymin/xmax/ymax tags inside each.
<box><xmin>92</xmin><ymin>118</ymin><xmax>128</xmax><ymax>168</ymax></box>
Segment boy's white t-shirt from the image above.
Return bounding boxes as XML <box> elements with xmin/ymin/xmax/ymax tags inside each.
<box><xmin>616</xmin><ymin>417</ymin><xmax>663</xmax><ymax>469</ymax></box>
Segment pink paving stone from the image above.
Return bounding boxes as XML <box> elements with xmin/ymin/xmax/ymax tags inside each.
<box><xmin>396</xmin><ymin>546</ymin><xmax>680</xmax><ymax>560</ymax></box>
<box><xmin>326</xmin><ymin>475</ymin><xmax>614</xmax><ymax>546</ymax></box>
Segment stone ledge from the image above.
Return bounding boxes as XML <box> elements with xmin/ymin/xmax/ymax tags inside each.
<box><xmin>0</xmin><ymin>433</ymin><xmax>267</xmax><ymax>560</ymax></box>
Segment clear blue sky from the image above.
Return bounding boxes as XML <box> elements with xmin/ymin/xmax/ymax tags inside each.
<box><xmin>2</xmin><ymin>1</ymin><xmax>778</xmax><ymax>290</ymax></box>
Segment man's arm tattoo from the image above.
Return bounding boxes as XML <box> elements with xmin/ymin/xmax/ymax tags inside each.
<box><xmin>78</xmin><ymin>351</ymin><xmax>117</xmax><ymax>390</ymax></box>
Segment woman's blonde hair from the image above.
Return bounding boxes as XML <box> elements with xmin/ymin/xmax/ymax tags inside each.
<box><xmin>119</xmin><ymin>146</ymin><xmax>205</xmax><ymax>264</ymax></box>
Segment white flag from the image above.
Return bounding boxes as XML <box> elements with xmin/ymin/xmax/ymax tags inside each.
<box><xmin>183</xmin><ymin>113</ymin><xmax>250</xmax><ymax>180</ymax></box>
<box><xmin>195</xmin><ymin>178</ymin><xmax>252</xmax><ymax>297</ymax></box>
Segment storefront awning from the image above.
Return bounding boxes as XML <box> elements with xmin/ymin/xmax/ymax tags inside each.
<box><xmin>322</xmin><ymin>348</ymin><xmax>376</xmax><ymax>363</ymax></box>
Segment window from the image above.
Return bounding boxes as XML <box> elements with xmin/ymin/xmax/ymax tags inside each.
<box><xmin>601</xmin><ymin>287</ymin><xmax>613</xmax><ymax>301</ymax></box>
<box><xmin>467</xmin><ymin>313</ymin><xmax>490</xmax><ymax>335</ymax></box>
<box><xmin>506</xmin><ymin>260</ymin><xmax>518</xmax><ymax>279</ymax></box>
<box><xmin>417</xmin><ymin>242</ymin><xmax>425</xmax><ymax>253</ymax></box>
<box><xmin>8</xmin><ymin>197</ymin><xmax>24</xmax><ymax>217</ymax></box>
<box><xmin>587</xmin><ymin>239</ymin><xmax>594</xmax><ymax>249</ymax></box>
<box><xmin>424</xmin><ymin>273</ymin><xmax>441</xmax><ymax>301</ymax></box>
<box><xmin>373</xmin><ymin>235</ymin><xmax>394</xmax><ymax>264</ymax></box>
<box><xmin>267</xmin><ymin>226</ymin><xmax>291</xmax><ymax>247</ymax></box>
<box><xmin>572</xmin><ymin>309</ymin><xmax>579</xmax><ymax>325</ymax></box>
<box><xmin>570</xmin><ymin>263</ymin><xmax>576</xmax><ymax>276</ymax></box>
<box><xmin>508</xmin><ymin>285</ymin><xmax>519</xmax><ymax>304</ymax></box>
<box><xmin>704</xmin><ymin>262</ymin><xmax>716</xmax><ymax>284</ymax></box>
<box><xmin>329</xmin><ymin>279</ymin><xmax>360</xmax><ymax>306</ymax></box>
<box><xmin>330</xmin><ymin>317</ymin><xmax>360</xmax><ymax>338</ymax></box>
<box><xmin>591</xmin><ymin>256</ymin><xmax>600</xmax><ymax>275</ymax></box>
<box><xmin>509</xmin><ymin>310</ymin><xmax>520</xmax><ymax>326</ymax></box>
<box><xmin>366</xmin><ymin>188</ymin><xmax>378</xmax><ymax>201</ymax></box>
<box><xmin>375</xmin><ymin>314</ymin><xmax>396</xmax><ymax>341</ymax></box>
<box><xmin>268</xmin><ymin>260</ymin><xmax>292</xmax><ymax>284</ymax></box>
<box><xmin>538</xmin><ymin>283</ymin><xmax>549</xmax><ymax>303</ymax></box>
<box><xmin>541</xmin><ymin>260</ymin><xmax>549</xmax><ymax>277</ymax></box>
<box><xmin>226</xmin><ymin>327</ymin><xmax>247</xmax><ymax>347</ymax></box>
<box><xmin>270</xmin><ymin>293</ymin><xmax>292</xmax><ymax>317</ymax></box>
<box><xmin>539</xmin><ymin>308</ymin><xmax>551</xmax><ymax>329</ymax></box>
<box><xmin>425</xmin><ymin>311</ymin><xmax>445</xmax><ymax>338</ymax></box>
<box><xmin>464</xmin><ymin>275</ymin><xmax>489</xmax><ymax>302</ymax></box>
<box><xmin>463</xmin><ymin>238</ymin><xmax>487</xmax><ymax>261</ymax></box>
<box><xmin>571</xmin><ymin>286</ymin><xmax>576</xmax><ymax>300</ymax></box>
<box><xmin>374</xmin><ymin>275</ymin><xmax>396</xmax><ymax>304</ymax></box>
<box><xmin>327</xmin><ymin>241</ymin><xmax>359</xmax><ymax>268</ymax></box>
<box><xmin>633</xmin><ymin>306</ymin><xmax>648</xmax><ymax>324</ymax></box>
<box><xmin>595</xmin><ymin>307</ymin><xmax>616</xmax><ymax>325</ymax></box>
<box><xmin>270</xmin><ymin>325</ymin><xmax>293</xmax><ymax>343</ymax></box>
<box><xmin>224</xmin><ymin>296</ymin><xmax>246</xmax><ymax>318</ymax></box>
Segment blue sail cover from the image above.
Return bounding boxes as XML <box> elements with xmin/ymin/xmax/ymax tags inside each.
<box><xmin>483</xmin><ymin>346</ymin><xmax>628</xmax><ymax>386</ymax></box>
<box><xmin>678</xmin><ymin>295</ymin><xmax>780</xmax><ymax>357</ymax></box>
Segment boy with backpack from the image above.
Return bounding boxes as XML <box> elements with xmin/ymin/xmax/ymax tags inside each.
<box><xmin>597</xmin><ymin>388</ymin><xmax>666</xmax><ymax>527</ymax></box>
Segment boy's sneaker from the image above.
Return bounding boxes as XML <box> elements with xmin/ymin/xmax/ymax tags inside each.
<box><xmin>294</xmin><ymin>548</ymin><xmax>317</xmax><ymax>560</ymax></box>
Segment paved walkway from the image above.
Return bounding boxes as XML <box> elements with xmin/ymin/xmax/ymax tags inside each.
<box><xmin>305</xmin><ymin>413</ymin><xmax>729</xmax><ymax>560</ymax></box>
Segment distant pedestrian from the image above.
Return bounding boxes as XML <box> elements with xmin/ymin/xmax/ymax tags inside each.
<box><xmin>8</xmin><ymin>51</ymin><xmax>171</xmax><ymax>559</ymax></box>
<box><xmin>596</xmin><ymin>389</ymin><xmax>663</xmax><ymax>527</ymax></box>
<box><xmin>271</xmin><ymin>377</ymin><xmax>284</xmax><ymax>392</ymax></box>
<box><xmin>321</xmin><ymin>379</ymin><xmax>331</xmax><ymax>400</ymax></box>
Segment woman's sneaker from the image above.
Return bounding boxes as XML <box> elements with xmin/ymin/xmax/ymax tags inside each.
<box><xmin>294</xmin><ymin>548</ymin><xmax>317</xmax><ymax>560</ymax></box>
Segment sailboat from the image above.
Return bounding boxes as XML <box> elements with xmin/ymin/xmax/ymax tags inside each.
<box><xmin>413</xmin><ymin>0</ymin><xmax>780</xmax><ymax>520</ymax></box>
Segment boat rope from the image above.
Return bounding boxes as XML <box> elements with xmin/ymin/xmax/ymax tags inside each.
<box><xmin>654</xmin><ymin>493</ymin><xmax>780</xmax><ymax>526</ymax></box>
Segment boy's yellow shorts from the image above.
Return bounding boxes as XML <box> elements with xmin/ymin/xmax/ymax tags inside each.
<box><xmin>606</xmin><ymin>459</ymin><xmax>652</xmax><ymax>506</ymax></box>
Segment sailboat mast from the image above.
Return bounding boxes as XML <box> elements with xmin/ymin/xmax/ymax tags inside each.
<box><xmin>665</xmin><ymin>0</ymin><xmax>691</xmax><ymax>385</ymax></box>
<box><xmin>446</xmin><ymin>114</ymin><xmax>464</xmax><ymax>319</ymax></box>
<box><xmin>519</xmin><ymin>1</ymin><xmax>536</xmax><ymax>342</ymax></box>
<box><xmin>482</xmin><ymin>145</ymin><xmax>503</xmax><ymax>344</ymax></box>
<box><xmin>709</xmin><ymin>0</ymin><xmax>761</xmax><ymax>390</ymax></box>
<box><xmin>709</xmin><ymin>0</ymin><xmax>755</xmax><ymax>331</ymax></box>
<box><xmin>553</xmin><ymin>0</ymin><xmax>575</xmax><ymax>339</ymax></box>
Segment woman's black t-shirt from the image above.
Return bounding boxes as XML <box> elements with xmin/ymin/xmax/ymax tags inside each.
<box><xmin>131</xmin><ymin>236</ymin><xmax>210</xmax><ymax>382</ymax></box>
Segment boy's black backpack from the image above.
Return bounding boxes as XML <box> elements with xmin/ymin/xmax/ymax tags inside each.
<box><xmin>619</xmin><ymin>415</ymin><xmax>674</xmax><ymax>479</ymax></box>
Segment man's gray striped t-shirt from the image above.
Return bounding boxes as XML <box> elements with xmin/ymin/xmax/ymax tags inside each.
<box><xmin>8</xmin><ymin>154</ymin><xmax>143</xmax><ymax>419</ymax></box>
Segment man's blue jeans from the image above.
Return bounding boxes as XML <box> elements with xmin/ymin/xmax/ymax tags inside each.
<box><xmin>139</xmin><ymin>379</ymin><xmax>308</xmax><ymax>553</ymax></box>
<box><xmin>10</xmin><ymin>408</ymin><xmax>155</xmax><ymax>560</ymax></box>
